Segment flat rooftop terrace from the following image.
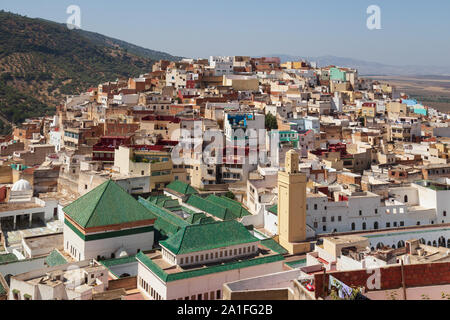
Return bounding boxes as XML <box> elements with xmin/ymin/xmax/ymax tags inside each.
<box><xmin>142</xmin><ymin>242</ymin><xmax>282</xmax><ymax>276</ymax></box>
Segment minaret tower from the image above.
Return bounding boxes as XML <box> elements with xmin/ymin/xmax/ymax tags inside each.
<box><xmin>277</xmin><ymin>149</ymin><xmax>309</xmax><ymax>254</ymax></box>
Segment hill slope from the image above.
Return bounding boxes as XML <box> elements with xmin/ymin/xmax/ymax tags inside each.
<box><xmin>0</xmin><ymin>11</ymin><xmax>179</xmax><ymax>127</ymax></box>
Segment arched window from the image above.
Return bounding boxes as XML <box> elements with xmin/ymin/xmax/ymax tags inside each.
<box><xmin>351</xmin><ymin>223</ymin><xmax>355</xmax><ymax>231</ymax></box>
<box><xmin>404</xmin><ymin>195</ymin><xmax>408</xmax><ymax>203</ymax></box>
<box><xmin>374</xmin><ymin>222</ymin><xmax>379</xmax><ymax>230</ymax></box>
<box><xmin>362</xmin><ymin>222</ymin><xmax>366</xmax><ymax>230</ymax></box>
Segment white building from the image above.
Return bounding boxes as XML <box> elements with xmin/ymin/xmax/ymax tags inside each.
<box><xmin>136</xmin><ymin>220</ymin><xmax>285</xmax><ymax>300</ymax></box>
<box><xmin>9</xmin><ymin>260</ymin><xmax>108</xmax><ymax>300</ymax></box>
<box><xmin>262</xmin><ymin>180</ymin><xmax>450</xmax><ymax>237</ymax></box>
<box><xmin>209</xmin><ymin>56</ymin><xmax>234</xmax><ymax>76</ymax></box>
<box><xmin>62</xmin><ymin>180</ymin><xmax>155</xmax><ymax>261</ymax></box>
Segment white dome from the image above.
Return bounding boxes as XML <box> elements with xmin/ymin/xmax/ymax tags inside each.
<box><xmin>115</xmin><ymin>248</ymin><xmax>128</xmax><ymax>258</ymax></box>
<box><xmin>11</xmin><ymin>179</ymin><xmax>32</xmax><ymax>192</ymax></box>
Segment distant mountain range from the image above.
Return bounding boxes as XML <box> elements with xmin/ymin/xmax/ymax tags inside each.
<box><xmin>268</xmin><ymin>54</ymin><xmax>450</xmax><ymax>77</ymax></box>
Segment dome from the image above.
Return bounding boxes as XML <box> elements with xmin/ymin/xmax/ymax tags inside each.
<box><xmin>11</xmin><ymin>179</ymin><xmax>32</xmax><ymax>192</ymax></box>
<box><xmin>115</xmin><ymin>248</ymin><xmax>128</xmax><ymax>258</ymax></box>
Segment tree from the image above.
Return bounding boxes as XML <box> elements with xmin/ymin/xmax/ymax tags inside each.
<box><xmin>224</xmin><ymin>191</ymin><xmax>236</xmax><ymax>200</ymax></box>
<box><xmin>265</xmin><ymin>112</ymin><xmax>278</xmax><ymax>131</ymax></box>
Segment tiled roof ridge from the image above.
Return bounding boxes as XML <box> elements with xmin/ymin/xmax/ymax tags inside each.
<box><xmin>84</xmin><ymin>180</ymin><xmax>112</xmax><ymax>229</ymax></box>
<box><xmin>173</xmin><ymin>227</ymin><xmax>188</xmax><ymax>255</ymax></box>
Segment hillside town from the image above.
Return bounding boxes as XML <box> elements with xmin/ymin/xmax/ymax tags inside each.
<box><xmin>1</xmin><ymin>56</ymin><xmax>450</xmax><ymax>301</ymax></box>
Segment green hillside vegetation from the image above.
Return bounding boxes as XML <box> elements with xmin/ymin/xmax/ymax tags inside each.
<box><xmin>74</xmin><ymin>29</ymin><xmax>183</xmax><ymax>62</ymax></box>
<box><xmin>0</xmin><ymin>11</ymin><xmax>178</xmax><ymax>125</ymax></box>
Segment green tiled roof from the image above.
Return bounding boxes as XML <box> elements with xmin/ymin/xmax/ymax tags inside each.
<box><xmin>166</xmin><ymin>181</ymin><xmax>198</xmax><ymax>195</ymax></box>
<box><xmin>205</xmin><ymin>195</ymin><xmax>251</xmax><ymax>218</ymax></box>
<box><xmin>148</xmin><ymin>195</ymin><xmax>181</xmax><ymax>210</ymax></box>
<box><xmin>0</xmin><ymin>253</ymin><xmax>18</xmax><ymax>265</ymax></box>
<box><xmin>139</xmin><ymin>197</ymin><xmax>189</xmax><ymax>237</ymax></box>
<box><xmin>45</xmin><ymin>249</ymin><xmax>67</xmax><ymax>267</ymax></box>
<box><xmin>195</xmin><ymin>217</ymin><xmax>216</xmax><ymax>224</ymax></box>
<box><xmin>186</xmin><ymin>212</ymin><xmax>207</xmax><ymax>224</ymax></box>
<box><xmin>100</xmin><ymin>255</ymin><xmax>137</xmax><ymax>268</ymax></box>
<box><xmin>186</xmin><ymin>194</ymin><xmax>238</xmax><ymax>220</ymax></box>
<box><xmin>268</xmin><ymin>204</ymin><xmax>278</xmax><ymax>215</ymax></box>
<box><xmin>285</xmin><ymin>258</ymin><xmax>306</xmax><ymax>268</ymax></box>
<box><xmin>137</xmin><ymin>251</ymin><xmax>284</xmax><ymax>282</ymax></box>
<box><xmin>160</xmin><ymin>220</ymin><xmax>259</xmax><ymax>255</ymax></box>
<box><xmin>260</xmin><ymin>238</ymin><xmax>288</xmax><ymax>254</ymax></box>
<box><xmin>63</xmin><ymin>180</ymin><xmax>156</xmax><ymax>229</ymax></box>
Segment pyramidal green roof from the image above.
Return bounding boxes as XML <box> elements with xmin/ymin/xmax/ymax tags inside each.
<box><xmin>160</xmin><ymin>220</ymin><xmax>259</xmax><ymax>255</ymax></box>
<box><xmin>166</xmin><ymin>180</ymin><xmax>198</xmax><ymax>195</ymax></box>
<box><xmin>63</xmin><ymin>180</ymin><xmax>156</xmax><ymax>229</ymax></box>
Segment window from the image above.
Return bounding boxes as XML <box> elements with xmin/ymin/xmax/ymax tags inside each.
<box><xmin>444</xmin><ymin>211</ymin><xmax>447</xmax><ymax>217</ymax></box>
<box><xmin>394</xmin><ymin>222</ymin><xmax>397</xmax><ymax>227</ymax></box>
<box><xmin>362</xmin><ymin>222</ymin><xmax>366</xmax><ymax>230</ymax></box>
<box><xmin>359</xmin><ymin>210</ymin><xmax>362</xmax><ymax>216</ymax></box>
<box><xmin>314</xmin><ymin>222</ymin><xmax>318</xmax><ymax>228</ymax></box>
<box><xmin>416</xmin><ymin>221</ymin><xmax>420</xmax><ymax>226</ymax></box>
<box><xmin>404</xmin><ymin>195</ymin><xmax>408</xmax><ymax>203</ymax></box>
<box><xmin>331</xmin><ymin>216</ymin><xmax>335</xmax><ymax>222</ymax></box>
<box><xmin>400</xmin><ymin>221</ymin><xmax>404</xmax><ymax>227</ymax></box>
<box><xmin>180</xmin><ymin>258</ymin><xmax>184</xmax><ymax>264</ymax></box>
<box><xmin>375</xmin><ymin>209</ymin><xmax>378</xmax><ymax>214</ymax></box>
<box><xmin>216</xmin><ymin>290</ymin><xmax>221</xmax><ymax>299</ymax></box>
<box><xmin>323</xmin><ymin>225</ymin><xmax>326</xmax><ymax>232</ymax></box>
<box><xmin>314</xmin><ymin>204</ymin><xmax>318</xmax><ymax>210</ymax></box>
<box><xmin>374</xmin><ymin>222</ymin><xmax>379</xmax><ymax>230</ymax></box>
<box><xmin>338</xmin><ymin>216</ymin><xmax>342</xmax><ymax>222</ymax></box>
<box><xmin>386</xmin><ymin>222</ymin><xmax>390</xmax><ymax>228</ymax></box>
<box><xmin>351</xmin><ymin>223</ymin><xmax>355</xmax><ymax>230</ymax></box>
<box><xmin>322</xmin><ymin>217</ymin><xmax>326</xmax><ymax>223</ymax></box>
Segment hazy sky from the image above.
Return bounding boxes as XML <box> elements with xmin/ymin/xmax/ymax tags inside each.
<box><xmin>2</xmin><ymin>0</ymin><xmax>450</xmax><ymax>66</ymax></box>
